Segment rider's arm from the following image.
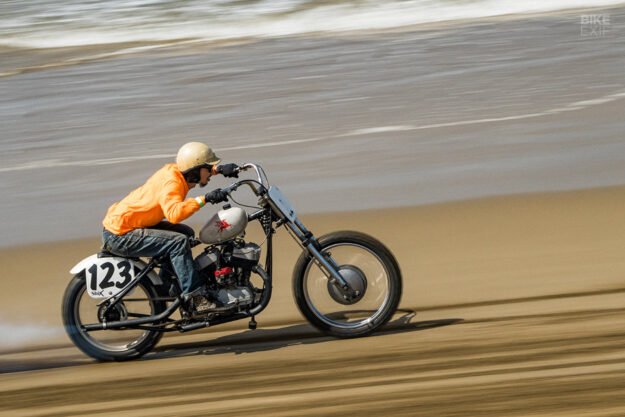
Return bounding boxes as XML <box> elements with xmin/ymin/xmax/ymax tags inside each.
<box><xmin>159</xmin><ymin>180</ymin><xmax>203</xmax><ymax>224</ymax></box>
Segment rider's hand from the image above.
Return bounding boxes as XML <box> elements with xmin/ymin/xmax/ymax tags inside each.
<box><xmin>204</xmin><ymin>188</ymin><xmax>228</xmax><ymax>204</ymax></box>
<box><xmin>218</xmin><ymin>163</ymin><xmax>239</xmax><ymax>178</ymax></box>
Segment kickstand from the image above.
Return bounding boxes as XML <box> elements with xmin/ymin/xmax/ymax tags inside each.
<box><xmin>249</xmin><ymin>316</ymin><xmax>257</xmax><ymax>330</ymax></box>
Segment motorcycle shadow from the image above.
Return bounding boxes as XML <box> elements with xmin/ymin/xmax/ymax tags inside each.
<box><xmin>147</xmin><ymin>310</ymin><xmax>463</xmax><ymax>361</ymax></box>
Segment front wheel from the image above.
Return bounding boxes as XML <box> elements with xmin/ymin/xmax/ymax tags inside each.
<box><xmin>293</xmin><ymin>231</ymin><xmax>402</xmax><ymax>338</ymax></box>
<box><xmin>62</xmin><ymin>273</ymin><xmax>166</xmax><ymax>361</ymax></box>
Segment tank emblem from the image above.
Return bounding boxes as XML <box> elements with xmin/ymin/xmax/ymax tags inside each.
<box><xmin>216</xmin><ymin>219</ymin><xmax>232</xmax><ymax>233</ymax></box>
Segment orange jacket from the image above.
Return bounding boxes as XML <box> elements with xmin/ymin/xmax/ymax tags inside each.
<box><xmin>103</xmin><ymin>163</ymin><xmax>204</xmax><ymax>235</ymax></box>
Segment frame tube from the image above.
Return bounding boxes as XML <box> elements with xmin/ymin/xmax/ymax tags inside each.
<box><xmin>83</xmin><ymin>298</ymin><xmax>180</xmax><ymax>331</ymax></box>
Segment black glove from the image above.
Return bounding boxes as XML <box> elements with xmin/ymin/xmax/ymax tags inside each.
<box><xmin>219</xmin><ymin>163</ymin><xmax>239</xmax><ymax>178</ymax></box>
<box><xmin>204</xmin><ymin>188</ymin><xmax>228</xmax><ymax>204</ymax></box>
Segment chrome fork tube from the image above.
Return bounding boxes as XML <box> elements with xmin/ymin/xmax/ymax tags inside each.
<box><xmin>285</xmin><ymin>220</ymin><xmax>351</xmax><ymax>290</ymax></box>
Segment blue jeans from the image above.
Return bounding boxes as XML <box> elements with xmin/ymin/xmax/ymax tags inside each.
<box><xmin>102</xmin><ymin>223</ymin><xmax>201</xmax><ymax>294</ymax></box>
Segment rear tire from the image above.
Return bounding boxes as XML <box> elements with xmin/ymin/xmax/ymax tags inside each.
<box><xmin>293</xmin><ymin>231</ymin><xmax>402</xmax><ymax>338</ymax></box>
<box><xmin>62</xmin><ymin>274</ymin><xmax>166</xmax><ymax>361</ymax></box>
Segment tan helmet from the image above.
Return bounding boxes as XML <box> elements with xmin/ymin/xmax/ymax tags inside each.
<box><xmin>176</xmin><ymin>142</ymin><xmax>220</xmax><ymax>173</ymax></box>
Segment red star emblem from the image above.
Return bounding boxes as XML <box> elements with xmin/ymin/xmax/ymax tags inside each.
<box><xmin>216</xmin><ymin>219</ymin><xmax>231</xmax><ymax>233</ymax></box>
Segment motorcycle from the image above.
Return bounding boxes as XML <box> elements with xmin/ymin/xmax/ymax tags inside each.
<box><xmin>62</xmin><ymin>163</ymin><xmax>402</xmax><ymax>361</ymax></box>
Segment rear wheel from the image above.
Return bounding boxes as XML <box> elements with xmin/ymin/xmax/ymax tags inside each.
<box><xmin>62</xmin><ymin>274</ymin><xmax>166</xmax><ymax>361</ymax></box>
<box><xmin>293</xmin><ymin>231</ymin><xmax>402</xmax><ymax>338</ymax></box>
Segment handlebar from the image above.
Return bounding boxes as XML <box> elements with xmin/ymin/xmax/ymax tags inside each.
<box><xmin>239</xmin><ymin>163</ymin><xmax>265</xmax><ymax>186</ymax></box>
<box><xmin>220</xmin><ymin>163</ymin><xmax>268</xmax><ymax>197</ymax></box>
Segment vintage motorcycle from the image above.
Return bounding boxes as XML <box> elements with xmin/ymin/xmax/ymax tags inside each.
<box><xmin>62</xmin><ymin>163</ymin><xmax>402</xmax><ymax>361</ymax></box>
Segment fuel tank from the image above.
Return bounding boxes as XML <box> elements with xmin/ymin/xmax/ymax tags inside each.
<box><xmin>199</xmin><ymin>207</ymin><xmax>248</xmax><ymax>244</ymax></box>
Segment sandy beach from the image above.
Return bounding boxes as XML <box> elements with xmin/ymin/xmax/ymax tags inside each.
<box><xmin>1</xmin><ymin>4</ymin><xmax>625</xmax><ymax>416</ymax></box>
<box><xmin>2</xmin><ymin>185</ymin><xmax>625</xmax><ymax>415</ymax></box>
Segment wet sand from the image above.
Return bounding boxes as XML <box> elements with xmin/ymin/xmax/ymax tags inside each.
<box><xmin>2</xmin><ymin>185</ymin><xmax>625</xmax><ymax>415</ymax></box>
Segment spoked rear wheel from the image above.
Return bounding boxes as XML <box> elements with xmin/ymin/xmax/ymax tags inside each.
<box><xmin>293</xmin><ymin>231</ymin><xmax>402</xmax><ymax>338</ymax></box>
<box><xmin>62</xmin><ymin>274</ymin><xmax>165</xmax><ymax>361</ymax></box>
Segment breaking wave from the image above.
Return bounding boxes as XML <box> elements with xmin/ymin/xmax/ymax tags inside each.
<box><xmin>1</xmin><ymin>0</ymin><xmax>622</xmax><ymax>49</ymax></box>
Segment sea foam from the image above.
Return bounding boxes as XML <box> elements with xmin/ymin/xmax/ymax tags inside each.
<box><xmin>1</xmin><ymin>0</ymin><xmax>622</xmax><ymax>49</ymax></box>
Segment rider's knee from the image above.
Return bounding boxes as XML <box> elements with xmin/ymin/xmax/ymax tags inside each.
<box><xmin>170</xmin><ymin>234</ymin><xmax>191</xmax><ymax>253</ymax></box>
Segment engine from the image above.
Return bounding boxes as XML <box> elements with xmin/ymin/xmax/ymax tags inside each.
<box><xmin>195</xmin><ymin>241</ymin><xmax>262</xmax><ymax>310</ymax></box>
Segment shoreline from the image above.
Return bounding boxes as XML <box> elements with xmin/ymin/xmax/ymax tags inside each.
<box><xmin>0</xmin><ymin>183</ymin><xmax>622</xmax><ymax>252</ymax></box>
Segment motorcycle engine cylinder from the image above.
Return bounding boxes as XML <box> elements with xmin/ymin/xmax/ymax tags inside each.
<box><xmin>230</xmin><ymin>243</ymin><xmax>262</xmax><ymax>268</ymax></box>
<box><xmin>196</xmin><ymin>248</ymin><xmax>219</xmax><ymax>272</ymax></box>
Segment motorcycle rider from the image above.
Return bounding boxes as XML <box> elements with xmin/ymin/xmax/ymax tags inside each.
<box><xmin>101</xmin><ymin>142</ymin><xmax>238</xmax><ymax>313</ymax></box>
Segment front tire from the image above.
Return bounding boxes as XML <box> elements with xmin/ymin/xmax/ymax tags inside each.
<box><xmin>62</xmin><ymin>274</ymin><xmax>166</xmax><ymax>361</ymax></box>
<box><xmin>293</xmin><ymin>231</ymin><xmax>402</xmax><ymax>338</ymax></box>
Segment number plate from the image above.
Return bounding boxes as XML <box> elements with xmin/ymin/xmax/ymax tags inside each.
<box><xmin>268</xmin><ymin>186</ymin><xmax>297</xmax><ymax>222</ymax></box>
<box><xmin>86</xmin><ymin>257</ymin><xmax>136</xmax><ymax>298</ymax></box>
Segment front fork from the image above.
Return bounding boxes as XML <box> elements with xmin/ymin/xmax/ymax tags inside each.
<box><xmin>285</xmin><ymin>218</ymin><xmax>353</xmax><ymax>292</ymax></box>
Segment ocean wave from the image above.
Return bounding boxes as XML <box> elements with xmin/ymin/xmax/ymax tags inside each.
<box><xmin>1</xmin><ymin>0</ymin><xmax>622</xmax><ymax>49</ymax></box>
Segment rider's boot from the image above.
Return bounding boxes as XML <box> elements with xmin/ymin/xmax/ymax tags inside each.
<box><xmin>183</xmin><ymin>287</ymin><xmax>218</xmax><ymax>314</ymax></box>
